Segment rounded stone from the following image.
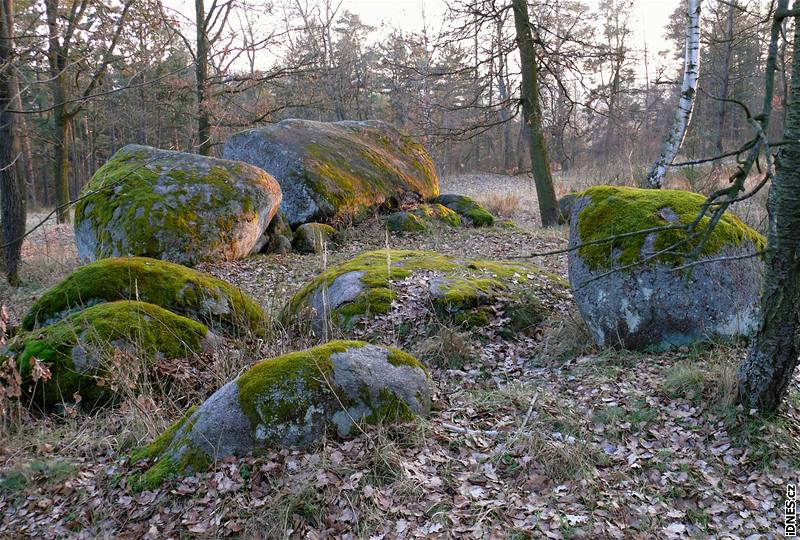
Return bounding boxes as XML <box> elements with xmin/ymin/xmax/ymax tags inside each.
<box><xmin>567</xmin><ymin>185</ymin><xmax>765</xmax><ymax>350</ymax></box>
<box><xmin>75</xmin><ymin>144</ymin><xmax>282</xmax><ymax>265</ymax></box>
<box><xmin>130</xmin><ymin>340</ymin><xmax>431</xmax><ymax>489</ymax></box>
<box><xmin>223</xmin><ymin>119</ymin><xmax>439</xmax><ymax>227</ymax></box>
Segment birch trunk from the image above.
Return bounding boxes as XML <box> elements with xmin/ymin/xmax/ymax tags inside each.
<box><xmin>645</xmin><ymin>0</ymin><xmax>702</xmax><ymax>189</ymax></box>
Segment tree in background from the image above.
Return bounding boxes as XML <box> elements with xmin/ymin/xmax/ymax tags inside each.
<box><xmin>511</xmin><ymin>0</ymin><xmax>558</xmax><ymax>225</ymax></box>
<box><xmin>0</xmin><ymin>0</ymin><xmax>25</xmax><ymax>285</ymax></box>
<box><xmin>44</xmin><ymin>0</ymin><xmax>133</xmax><ymax>222</ymax></box>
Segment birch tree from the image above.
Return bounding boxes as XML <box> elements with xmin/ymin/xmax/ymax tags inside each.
<box><xmin>645</xmin><ymin>0</ymin><xmax>701</xmax><ymax>189</ymax></box>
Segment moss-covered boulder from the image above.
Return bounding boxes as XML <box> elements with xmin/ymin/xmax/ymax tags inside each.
<box><xmin>130</xmin><ymin>340</ymin><xmax>430</xmax><ymax>489</ymax></box>
<box><xmin>558</xmin><ymin>193</ymin><xmax>577</xmax><ymax>224</ymax></box>
<box><xmin>11</xmin><ymin>301</ymin><xmax>213</xmax><ymax>408</ymax></box>
<box><xmin>75</xmin><ymin>145</ymin><xmax>282</xmax><ymax>265</ymax></box>
<box><xmin>283</xmin><ymin>249</ymin><xmax>569</xmax><ymax>338</ymax></box>
<box><xmin>568</xmin><ymin>186</ymin><xmax>766</xmax><ymax>350</ymax></box>
<box><xmin>385</xmin><ymin>204</ymin><xmax>461</xmax><ymax>233</ymax></box>
<box><xmin>433</xmin><ymin>194</ymin><xmax>495</xmax><ymax>227</ymax></box>
<box><xmin>263</xmin><ymin>211</ymin><xmax>293</xmax><ymax>254</ymax></box>
<box><xmin>292</xmin><ymin>223</ymin><xmax>337</xmax><ymax>254</ymax></box>
<box><xmin>223</xmin><ymin>119</ymin><xmax>439</xmax><ymax>227</ymax></box>
<box><xmin>22</xmin><ymin>257</ymin><xmax>266</xmax><ymax>337</ymax></box>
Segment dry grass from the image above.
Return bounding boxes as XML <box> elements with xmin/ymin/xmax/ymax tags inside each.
<box><xmin>477</xmin><ymin>193</ymin><xmax>521</xmax><ymax>217</ymax></box>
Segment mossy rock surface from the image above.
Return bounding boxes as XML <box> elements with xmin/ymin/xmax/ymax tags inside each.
<box><xmin>130</xmin><ymin>340</ymin><xmax>430</xmax><ymax>489</ymax></box>
<box><xmin>75</xmin><ymin>144</ymin><xmax>282</xmax><ymax>265</ymax></box>
<box><xmin>11</xmin><ymin>301</ymin><xmax>212</xmax><ymax>408</ymax></box>
<box><xmin>283</xmin><ymin>249</ymin><xmax>569</xmax><ymax>338</ymax></box>
<box><xmin>568</xmin><ymin>185</ymin><xmax>765</xmax><ymax>350</ymax></box>
<box><xmin>558</xmin><ymin>193</ymin><xmax>577</xmax><ymax>224</ymax></box>
<box><xmin>433</xmin><ymin>194</ymin><xmax>495</xmax><ymax>227</ymax></box>
<box><xmin>293</xmin><ymin>223</ymin><xmax>337</xmax><ymax>254</ymax></box>
<box><xmin>22</xmin><ymin>257</ymin><xmax>267</xmax><ymax>338</ymax></box>
<box><xmin>385</xmin><ymin>204</ymin><xmax>461</xmax><ymax>233</ymax></box>
<box><xmin>223</xmin><ymin>119</ymin><xmax>439</xmax><ymax>227</ymax></box>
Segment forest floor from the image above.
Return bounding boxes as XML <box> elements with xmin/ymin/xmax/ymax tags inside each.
<box><xmin>0</xmin><ymin>174</ymin><xmax>798</xmax><ymax>539</ymax></box>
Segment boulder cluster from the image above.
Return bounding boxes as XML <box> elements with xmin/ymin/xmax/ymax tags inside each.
<box><xmin>74</xmin><ymin>119</ymin><xmax>496</xmax><ymax>262</ymax></box>
<box><xmin>7</xmin><ymin>118</ymin><xmax>766</xmax><ymax>492</ymax></box>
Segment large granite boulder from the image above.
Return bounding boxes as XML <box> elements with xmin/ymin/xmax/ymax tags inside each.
<box><xmin>223</xmin><ymin>119</ymin><xmax>439</xmax><ymax>227</ymax></box>
<box><xmin>129</xmin><ymin>340</ymin><xmax>430</xmax><ymax>489</ymax></box>
<box><xmin>283</xmin><ymin>249</ymin><xmax>570</xmax><ymax>339</ymax></box>
<box><xmin>568</xmin><ymin>186</ymin><xmax>766</xmax><ymax>351</ymax></box>
<box><xmin>22</xmin><ymin>257</ymin><xmax>267</xmax><ymax>338</ymax></box>
<box><xmin>10</xmin><ymin>301</ymin><xmax>213</xmax><ymax>408</ymax></box>
<box><xmin>75</xmin><ymin>145</ymin><xmax>282</xmax><ymax>265</ymax></box>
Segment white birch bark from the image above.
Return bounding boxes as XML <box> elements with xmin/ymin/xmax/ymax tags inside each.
<box><xmin>645</xmin><ymin>0</ymin><xmax>702</xmax><ymax>188</ymax></box>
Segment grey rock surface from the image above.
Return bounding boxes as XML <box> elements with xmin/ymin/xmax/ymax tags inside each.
<box><xmin>567</xmin><ymin>196</ymin><xmax>764</xmax><ymax>350</ymax></box>
<box><xmin>223</xmin><ymin>119</ymin><xmax>439</xmax><ymax>227</ymax></box>
<box><xmin>75</xmin><ymin>144</ymin><xmax>282</xmax><ymax>265</ymax></box>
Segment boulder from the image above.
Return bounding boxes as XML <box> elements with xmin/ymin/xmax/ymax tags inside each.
<box><xmin>293</xmin><ymin>223</ymin><xmax>337</xmax><ymax>254</ymax></box>
<box><xmin>75</xmin><ymin>145</ymin><xmax>282</xmax><ymax>265</ymax></box>
<box><xmin>12</xmin><ymin>301</ymin><xmax>213</xmax><ymax>408</ymax></box>
<box><xmin>129</xmin><ymin>340</ymin><xmax>430</xmax><ymax>489</ymax></box>
<box><xmin>22</xmin><ymin>257</ymin><xmax>267</xmax><ymax>338</ymax></box>
<box><xmin>223</xmin><ymin>119</ymin><xmax>439</xmax><ymax>227</ymax></box>
<box><xmin>433</xmin><ymin>194</ymin><xmax>494</xmax><ymax>227</ymax></box>
<box><xmin>385</xmin><ymin>204</ymin><xmax>461</xmax><ymax>233</ymax></box>
<box><xmin>283</xmin><ymin>249</ymin><xmax>570</xmax><ymax>338</ymax></box>
<box><xmin>263</xmin><ymin>211</ymin><xmax>293</xmax><ymax>254</ymax></box>
<box><xmin>568</xmin><ymin>185</ymin><xmax>766</xmax><ymax>350</ymax></box>
<box><xmin>558</xmin><ymin>193</ymin><xmax>577</xmax><ymax>224</ymax></box>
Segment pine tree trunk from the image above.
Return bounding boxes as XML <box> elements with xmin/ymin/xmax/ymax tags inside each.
<box><xmin>645</xmin><ymin>0</ymin><xmax>702</xmax><ymax>188</ymax></box>
<box><xmin>511</xmin><ymin>0</ymin><xmax>558</xmax><ymax>226</ymax></box>
<box><xmin>714</xmin><ymin>1</ymin><xmax>735</xmax><ymax>157</ymax></box>
<box><xmin>736</xmin><ymin>3</ymin><xmax>800</xmax><ymax>414</ymax></box>
<box><xmin>1</xmin><ymin>0</ymin><xmax>26</xmax><ymax>285</ymax></box>
<box><xmin>196</xmin><ymin>0</ymin><xmax>212</xmax><ymax>156</ymax></box>
<box><xmin>46</xmin><ymin>0</ymin><xmax>71</xmax><ymax>223</ymax></box>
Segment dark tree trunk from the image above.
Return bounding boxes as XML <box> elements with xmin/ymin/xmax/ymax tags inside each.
<box><xmin>714</xmin><ymin>1</ymin><xmax>735</xmax><ymax>157</ymax></box>
<box><xmin>1</xmin><ymin>0</ymin><xmax>26</xmax><ymax>285</ymax></box>
<box><xmin>511</xmin><ymin>0</ymin><xmax>559</xmax><ymax>226</ymax></box>
<box><xmin>737</xmin><ymin>2</ymin><xmax>800</xmax><ymax>414</ymax></box>
<box><xmin>195</xmin><ymin>0</ymin><xmax>211</xmax><ymax>156</ymax></box>
<box><xmin>45</xmin><ymin>0</ymin><xmax>72</xmax><ymax>223</ymax></box>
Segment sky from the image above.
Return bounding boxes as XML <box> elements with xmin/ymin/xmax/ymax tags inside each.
<box><xmin>343</xmin><ymin>0</ymin><xmax>680</xmax><ymax>74</ymax></box>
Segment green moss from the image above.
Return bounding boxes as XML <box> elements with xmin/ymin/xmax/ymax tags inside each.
<box><xmin>285</xmin><ymin>250</ymin><xmax>568</xmax><ymax>336</ymax></box>
<box><xmin>75</xmin><ymin>146</ymin><xmax>263</xmax><ymax>263</ymax></box>
<box><xmin>385</xmin><ymin>211</ymin><xmax>428</xmax><ymax>232</ymax></box>
<box><xmin>130</xmin><ymin>446</ymin><xmax>211</xmax><ymax>492</ymax></box>
<box><xmin>129</xmin><ymin>406</ymin><xmax>198</xmax><ymax>464</ymax></box>
<box><xmin>15</xmin><ymin>301</ymin><xmax>209</xmax><ymax>407</ymax></box>
<box><xmin>386</xmin><ymin>347</ymin><xmax>425</xmax><ymax>371</ymax></box>
<box><xmin>435</xmin><ymin>195</ymin><xmax>495</xmax><ymax>227</ymax></box>
<box><xmin>285</xmin><ymin>249</ymin><xmax>457</xmax><ymax>325</ymax></box>
<box><xmin>385</xmin><ymin>204</ymin><xmax>461</xmax><ymax>233</ymax></box>
<box><xmin>293</xmin><ymin>123</ymin><xmax>438</xmax><ymax>224</ymax></box>
<box><xmin>236</xmin><ymin>340</ymin><xmax>365</xmax><ymax>428</ymax></box>
<box><xmin>363</xmin><ymin>388</ymin><xmax>416</xmax><ymax>424</ymax></box>
<box><xmin>23</xmin><ymin>256</ymin><xmax>266</xmax><ymax>337</ymax></box>
<box><xmin>293</xmin><ymin>223</ymin><xmax>337</xmax><ymax>253</ymax></box>
<box><xmin>576</xmin><ymin>185</ymin><xmax>766</xmax><ymax>270</ymax></box>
